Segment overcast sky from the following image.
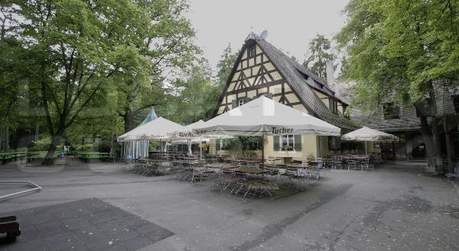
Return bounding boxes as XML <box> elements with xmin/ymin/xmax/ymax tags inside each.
<box><xmin>188</xmin><ymin>0</ymin><xmax>349</xmax><ymax>72</ymax></box>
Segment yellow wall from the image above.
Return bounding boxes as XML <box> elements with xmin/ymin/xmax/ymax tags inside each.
<box><xmin>262</xmin><ymin>134</ymin><xmax>320</xmax><ymax>162</ymax></box>
<box><xmin>211</xmin><ymin>134</ymin><xmax>332</xmax><ymax>163</ymax></box>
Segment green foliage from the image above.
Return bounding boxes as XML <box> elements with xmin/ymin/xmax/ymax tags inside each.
<box><xmin>216</xmin><ymin>44</ymin><xmax>238</xmax><ymax>87</ymax></box>
<box><xmin>113</xmin><ymin>0</ymin><xmax>198</xmax><ymax>132</ymax></box>
<box><xmin>159</xmin><ymin>58</ymin><xmax>218</xmax><ymax>124</ymax></box>
<box><xmin>0</xmin><ymin>0</ymin><xmax>198</xmax><ymax>160</ymax></box>
<box><xmin>336</xmin><ymin>0</ymin><xmax>459</xmax><ymax>110</ymax></box>
<box><xmin>303</xmin><ymin>34</ymin><xmax>336</xmax><ymax>80</ymax></box>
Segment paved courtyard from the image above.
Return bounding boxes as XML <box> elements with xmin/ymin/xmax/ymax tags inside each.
<box><xmin>1</xmin><ymin>161</ymin><xmax>459</xmax><ymax>251</ymax></box>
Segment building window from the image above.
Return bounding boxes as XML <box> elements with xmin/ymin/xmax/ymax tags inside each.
<box><xmin>247</xmin><ymin>45</ymin><xmax>256</xmax><ymax>58</ymax></box>
<box><xmin>273</xmin><ymin>135</ymin><xmax>302</xmax><ymax>151</ymax></box>
<box><xmin>232</xmin><ymin>98</ymin><xmax>248</xmax><ymax>108</ymax></box>
<box><xmin>383</xmin><ymin>102</ymin><xmax>400</xmax><ymax>119</ymax></box>
<box><xmin>329</xmin><ymin>98</ymin><xmax>338</xmax><ymax>114</ymax></box>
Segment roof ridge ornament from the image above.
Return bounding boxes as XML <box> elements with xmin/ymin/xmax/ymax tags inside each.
<box><xmin>245</xmin><ymin>30</ymin><xmax>268</xmax><ymax>41</ymax></box>
<box><xmin>245</xmin><ymin>32</ymin><xmax>258</xmax><ymax>41</ymax></box>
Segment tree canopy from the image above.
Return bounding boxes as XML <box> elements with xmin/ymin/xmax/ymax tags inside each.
<box><xmin>303</xmin><ymin>34</ymin><xmax>335</xmax><ymax>80</ymax></box>
<box><xmin>336</xmin><ymin>0</ymin><xmax>459</xmax><ymax>172</ymax></box>
<box><xmin>0</xmin><ymin>0</ymin><xmax>198</xmax><ymax>163</ymax></box>
<box><xmin>337</xmin><ymin>0</ymin><xmax>459</xmax><ymax>109</ymax></box>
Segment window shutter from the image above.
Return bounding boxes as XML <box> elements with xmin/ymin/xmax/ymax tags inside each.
<box><xmin>273</xmin><ymin>136</ymin><xmax>280</xmax><ymax>151</ymax></box>
<box><xmin>294</xmin><ymin>135</ymin><xmax>302</xmax><ymax>151</ymax></box>
<box><xmin>232</xmin><ymin>100</ymin><xmax>237</xmax><ymax>108</ymax></box>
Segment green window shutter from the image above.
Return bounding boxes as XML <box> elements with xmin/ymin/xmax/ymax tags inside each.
<box><xmin>232</xmin><ymin>100</ymin><xmax>237</xmax><ymax>108</ymax></box>
<box><xmin>294</xmin><ymin>135</ymin><xmax>302</xmax><ymax>151</ymax></box>
<box><xmin>273</xmin><ymin>136</ymin><xmax>280</xmax><ymax>151</ymax></box>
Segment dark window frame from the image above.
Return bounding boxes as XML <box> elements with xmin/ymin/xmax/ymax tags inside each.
<box><xmin>329</xmin><ymin>98</ymin><xmax>338</xmax><ymax>114</ymax></box>
<box><xmin>247</xmin><ymin>45</ymin><xmax>256</xmax><ymax>58</ymax></box>
<box><xmin>273</xmin><ymin>134</ymin><xmax>302</xmax><ymax>151</ymax></box>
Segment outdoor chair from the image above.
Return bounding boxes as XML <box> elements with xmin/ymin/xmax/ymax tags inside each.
<box><xmin>331</xmin><ymin>156</ymin><xmax>344</xmax><ymax>169</ymax></box>
<box><xmin>190</xmin><ymin>168</ymin><xmax>216</xmax><ymax>183</ymax></box>
<box><xmin>359</xmin><ymin>157</ymin><xmax>374</xmax><ymax>170</ymax></box>
<box><xmin>346</xmin><ymin>159</ymin><xmax>359</xmax><ymax>171</ymax></box>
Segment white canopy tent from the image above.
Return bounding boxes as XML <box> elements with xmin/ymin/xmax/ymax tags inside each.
<box><xmin>118</xmin><ymin>117</ymin><xmax>185</xmax><ymax>141</ymax></box>
<box><xmin>118</xmin><ymin>117</ymin><xmax>185</xmax><ymax>159</ymax></box>
<box><xmin>341</xmin><ymin>126</ymin><xmax>399</xmax><ymax>154</ymax></box>
<box><xmin>195</xmin><ymin>96</ymin><xmax>341</xmax><ymax>164</ymax></box>
<box><xmin>169</xmin><ymin>120</ymin><xmax>232</xmax><ymax>157</ymax></box>
<box><xmin>167</xmin><ymin>120</ymin><xmax>206</xmax><ymax>155</ymax></box>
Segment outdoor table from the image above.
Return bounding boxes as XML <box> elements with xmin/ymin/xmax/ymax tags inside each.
<box><xmin>204</xmin><ymin>163</ymin><xmax>236</xmax><ymax>169</ymax></box>
<box><xmin>234</xmin><ymin>167</ymin><xmax>265</xmax><ymax>176</ymax></box>
<box><xmin>285</xmin><ymin>163</ymin><xmax>306</xmax><ymax>169</ymax></box>
<box><xmin>307</xmin><ymin>160</ymin><xmax>322</xmax><ymax>168</ymax></box>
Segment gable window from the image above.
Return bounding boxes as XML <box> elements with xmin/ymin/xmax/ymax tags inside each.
<box><xmin>232</xmin><ymin>98</ymin><xmax>248</xmax><ymax>108</ymax></box>
<box><xmin>247</xmin><ymin>45</ymin><xmax>256</xmax><ymax>58</ymax></box>
<box><xmin>383</xmin><ymin>102</ymin><xmax>400</xmax><ymax>119</ymax></box>
<box><xmin>273</xmin><ymin>135</ymin><xmax>302</xmax><ymax>151</ymax></box>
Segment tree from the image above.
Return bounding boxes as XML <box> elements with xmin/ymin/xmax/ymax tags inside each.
<box><xmin>160</xmin><ymin>58</ymin><xmax>218</xmax><ymax>124</ymax></box>
<box><xmin>5</xmin><ymin>0</ymin><xmax>172</xmax><ymax>164</ymax></box>
<box><xmin>114</xmin><ymin>0</ymin><xmax>197</xmax><ymax>132</ymax></box>
<box><xmin>336</xmin><ymin>0</ymin><xmax>459</xmax><ymax>173</ymax></box>
<box><xmin>303</xmin><ymin>34</ymin><xmax>336</xmax><ymax>80</ymax></box>
<box><xmin>0</xmin><ymin>4</ymin><xmax>30</xmax><ymax>150</ymax></box>
<box><xmin>216</xmin><ymin>44</ymin><xmax>238</xmax><ymax>87</ymax></box>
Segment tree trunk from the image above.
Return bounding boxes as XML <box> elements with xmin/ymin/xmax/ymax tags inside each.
<box><xmin>443</xmin><ymin>116</ymin><xmax>455</xmax><ymax>173</ymax></box>
<box><xmin>42</xmin><ymin>132</ymin><xmax>62</xmax><ymax>166</ymax></box>
<box><xmin>123</xmin><ymin>111</ymin><xmax>135</xmax><ymax>132</ymax></box>
<box><xmin>419</xmin><ymin>115</ymin><xmax>439</xmax><ymax>173</ymax></box>
<box><xmin>431</xmin><ymin>117</ymin><xmax>444</xmax><ymax>174</ymax></box>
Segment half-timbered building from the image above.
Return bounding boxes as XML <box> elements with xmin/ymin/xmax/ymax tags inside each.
<box><xmin>210</xmin><ymin>34</ymin><xmax>356</xmax><ymax>162</ymax></box>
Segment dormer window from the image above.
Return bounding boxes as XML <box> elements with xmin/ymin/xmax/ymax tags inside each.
<box><xmin>383</xmin><ymin>102</ymin><xmax>400</xmax><ymax>119</ymax></box>
<box><xmin>329</xmin><ymin>98</ymin><xmax>338</xmax><ymax>114</ymax></box>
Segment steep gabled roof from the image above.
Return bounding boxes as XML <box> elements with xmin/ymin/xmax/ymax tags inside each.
<box><xmin>255</xmin><ymin>39</ymin><xmax>356</xmax><ymax>130</ymax></box>
<box><xmin>213</xmin><ymin>37</ymin><xmax>357</xmax><ymax>131</ymax></box>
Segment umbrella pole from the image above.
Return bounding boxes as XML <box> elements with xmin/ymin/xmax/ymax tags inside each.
<box><xmin>261</xmin><ymin>134</ymin><xmax>265</xmax><ymax>168</ymax></box>
<box><xmin>199</xmin><ymin>137</ymin><xmax>203</xmax><ymax>160</ymax></box>
<box><xmin>365</xmin><ymin>142</ymin><xmax>368</xmax><ymax>155</ymax></box>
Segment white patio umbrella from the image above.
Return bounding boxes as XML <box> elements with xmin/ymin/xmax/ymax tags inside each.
<box><xmin>169</xmin><ymin>120</ymin><xmax>232</xmax><ymax>157</ymax></box>
<box><xmin>341</xmin><ymin>126</ymin><xmax>399</xmax><ymax>154</ymax></box>
<box><xmin>195</xmin><ymin>96</ymin><xmax>341</xmax><ymax>164</ymax></box>
<box><xmin>118</xmin><ymin>117</ymin><xmax>185</xmax><ymax>156</ymax></box>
